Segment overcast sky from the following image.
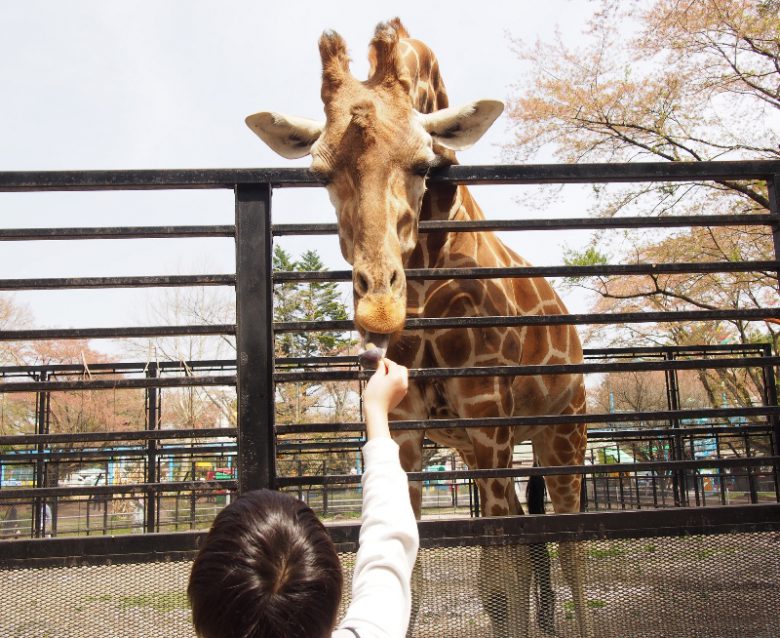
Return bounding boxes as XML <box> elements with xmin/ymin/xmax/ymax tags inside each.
<box><xmin>0</xmin><ymin>1</ymin><xmax>598</xmax><ymax>345</ymax></box>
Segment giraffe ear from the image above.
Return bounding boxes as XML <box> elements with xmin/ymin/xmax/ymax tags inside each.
<box><xmin>420</xmin><ymin>100</ymin><xmax>504</xmax><ymax>151</ymax></box>
<box><xmin>245</xmin><ymin>112</ymin><xmax>324</xmax><ymax>159</ymax></box>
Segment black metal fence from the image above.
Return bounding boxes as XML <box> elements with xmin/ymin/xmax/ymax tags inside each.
<box><xmin>2</xmin><ymin>162</ymin><xmax>780</xmax><ymax>630</ymax></box>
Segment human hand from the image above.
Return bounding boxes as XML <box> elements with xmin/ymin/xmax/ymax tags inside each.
<box><xmin>363</xmin><ymin>358</ymin><xmax>408</xmax><ymax>439</ymax></box>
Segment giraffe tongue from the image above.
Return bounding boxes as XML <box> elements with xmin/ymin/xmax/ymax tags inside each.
<box><xmin>358</xmin><ymin>333</ymin><xmax>390</xmax><ymax>369</ymax></box>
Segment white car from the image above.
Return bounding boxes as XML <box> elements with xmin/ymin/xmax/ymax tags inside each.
<box><xmin>62</xmin><ymin>469</ymin><xmax>107</xmax><ymax>487</ymax></box>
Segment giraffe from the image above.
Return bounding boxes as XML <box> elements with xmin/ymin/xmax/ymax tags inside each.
<box><xmin>246</xmin><ymin>19</ymin><xmax>592</xmax><ymax>638</ymax></box>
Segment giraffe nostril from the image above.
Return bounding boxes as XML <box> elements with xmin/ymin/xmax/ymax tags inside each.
<box><xmin>354</xmin><ymin>271</ymin><xmax>370</xmax><ymax>296</ymax></box>
<box><xmin>389</xmin><ymin>268</ymin><xmax>405</xmax><ymax>293</ymax></box>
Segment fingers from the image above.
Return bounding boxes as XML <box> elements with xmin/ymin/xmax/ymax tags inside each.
<box><xmin>391</xmin><ymin>360</ymin><xmax>408</xmax><ymax>390</ymax></box>
<box><xmin>364</xmin><ymin>358</ymin><xmax>409</xmax><ymax>412</ymax></box>
<box><xmin>380</xmin><ymin>358</ymin><xmax>407</xmax><ymax>384</ymax></box>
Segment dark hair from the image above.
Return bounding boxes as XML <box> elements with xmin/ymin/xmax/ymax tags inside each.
<box><xmin>188</xmin><ymin>489</ymin><xmax>343</xmax><ymax>638</ymax></box>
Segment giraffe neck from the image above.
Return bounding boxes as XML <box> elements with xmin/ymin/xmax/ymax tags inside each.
<box><xmin>396</xmin><ymin>31</ymin><xmax>482</xmax><ymax>266</ymax></box>
<box><xmin>397</xmin><ymin>29</ymin><xmax>449</xmax><ymax>113</ymax></box>
<box><xmin>413</xmin><ymin>184</ymin><xmax>484</xmax><ymax>270</ymax></box>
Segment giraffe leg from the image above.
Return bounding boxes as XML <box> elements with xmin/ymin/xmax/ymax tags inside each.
<box><xmin>535</xmin><ymin>436</ymin><xmax>593</xmax><ymax>638</ymax></box>
<box><xmin>473</xmin><ymin>467</ymin><xmax>532</xmax><ymax>637</ymax></box>
<box><xmin>475</xmin><ymin>476</ymin><xmax>532</xmax><ymax>638</ymax></box>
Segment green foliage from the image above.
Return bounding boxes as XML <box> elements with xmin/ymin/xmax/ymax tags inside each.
<box><xmin>563</xmin><ymin>246</ymin><xmax>609</xmax><ymax>267</ymax></box>
<box><xmin>272</xmin><ymin>247</ymin><xmax>359</xmax><ymax>474</ymax></box>
<box><xmin>587</xmin><ymin>546</ymin><xmax>626</xmax><ymax>559</ymax></box>
<box><xmin>563</xmin><ymin>246</ymin><xmax>609</xmax><ymax>284</ymax></box>
<box><xmin>273</xmin><ymin>246</ymin><xmax>352</xmax><ymax>358</ymax></box>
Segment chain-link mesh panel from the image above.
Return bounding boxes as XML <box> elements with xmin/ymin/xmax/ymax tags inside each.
<box><xmin>410</xmin><ymin>533</ymin><xmax>780</xmax><ymax>638</ymax></box>
<box><xmin>0</xmin><ymin>559</ymin><xmax>194</xmax><ymax>638</ymax></box>
<box><xmin>1</xmin><ymin>531</ymin><xmax>778</xmax><ymax>638</ymax></box>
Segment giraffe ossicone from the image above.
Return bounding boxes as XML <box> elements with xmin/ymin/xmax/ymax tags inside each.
<box><xmin>247</xmin><ymin>17</ymin><xmax>592</xmax><ymax>638</ymax></box>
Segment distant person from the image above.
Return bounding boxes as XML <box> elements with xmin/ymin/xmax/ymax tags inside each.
<box><xmin>188</xmin><ymin>358</ymin><xmax>418</xmax><ymax>638</ymax></box>
<box><xmin>131</xmin><ymin>496</ymin><xmax>145</xmax><ymax>532</ymax></box>
<box><xmin>2</xmin><ymin>505</ymin><xmax>21</xmax><ymax>538</ymax></box>
<box><xmin>43</xmin><ymin>503</ymin><xmax>52</xmax><ymax>537</ymax></box>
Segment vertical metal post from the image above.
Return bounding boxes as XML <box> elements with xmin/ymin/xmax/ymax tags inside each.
<box><xmin>665</xmin><ymin>351</ymin><xmax>688</xmax><ymax>506</ymax></box>
<box><xmin>768</xmin><ymin>174</ymin><xmax>780</xmax><ymax>293</ymax></box>
<box><xmin>763</xmin><ymin>173</ymin><xmax>780</xmax><ymax>498</ymax></box>
<box><xmin>235</xmin><ymin>183</ymin><xmax>276</xmax><ymax>493</ymax></box>
<box><xmin>34</xmin><ymin>371</ymin><xmax>49</xmax><ymax>538</ymax></box>
<box><xmin>690</xmin><ymin>438</ymin><xmax>702</xmax><ymax>506</ymax></box>
<box><xmin>145</xmin><ymin>363</ymin><xmax>159</xmax><ymax>533</ymax></box>
<box><xmin>744</xmin><ymin>431</ymin><xmax>758</xmax><ymax>503</ymax></box>
<box><xmin>761</xmin><ymin>349</ymin><xmax>780</xmax><ymax>502</ymax></box>
<box><xmin>190</xmin><ymin>459</ymin><xmax>197</xmax><ymax>529</ymax></box>
<box><xmin>715</xmin><ymin>433</ymin><xmax>727</xmax><ymax>506</ymax></box>
<box><xmin>103</xmin><ymin>460</ymin><xmax>110</xmax><ymax>533</ymax></box>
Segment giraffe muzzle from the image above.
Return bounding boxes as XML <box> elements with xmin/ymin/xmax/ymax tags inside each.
<box><xmin>357</xmin><ymin>332</ymin><xmax>390</xmax><ymax>369</ymax></box>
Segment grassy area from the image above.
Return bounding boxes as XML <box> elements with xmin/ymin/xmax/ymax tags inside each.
<box><xmin>86</xmin><ymin>592</ymin><xmax>190</xmax><ymax>612</ymax></box>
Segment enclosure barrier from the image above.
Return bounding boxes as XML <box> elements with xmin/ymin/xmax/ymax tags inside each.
<box><xmin>1</xmin><ymin>161</ymin><xmax>780</xmax><ymax>636</ymax></box>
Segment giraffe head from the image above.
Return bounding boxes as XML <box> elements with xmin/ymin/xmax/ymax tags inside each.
<box><xmin>246</xmin><ymin>21</ymin><xmax>503</xmax><ymax>365</ymax></box>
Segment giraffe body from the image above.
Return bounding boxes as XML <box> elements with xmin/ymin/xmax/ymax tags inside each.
<box><xmin>247</xmin><ymin>18</ymin><xmax>591</xmax><ymax>638</ymax></box>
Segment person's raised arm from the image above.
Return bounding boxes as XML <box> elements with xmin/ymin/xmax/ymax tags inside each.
<box><xmin>333</xmin><ymin>359</ymin><xmax>416</xmax><ymax>638</ymax></box>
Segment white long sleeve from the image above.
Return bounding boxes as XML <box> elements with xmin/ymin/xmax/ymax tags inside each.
<box><xmin>332</xmin><ymin>438</ymin><xmax>419</xmax><ymax>638</ymax></box>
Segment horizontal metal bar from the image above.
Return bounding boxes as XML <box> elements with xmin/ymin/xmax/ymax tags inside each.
<box><xmin>410</xmin><ymin>503</ymin><xmax>780</xmax><ymax>549</ymax></box>
<box><xmin>434</xmin><ymin>161</ymin><xmax>780</xmax><ymax>185</ymax></box>
<box><xmin>0</xmin><ymin>427</ymin><xmax>237</xmax><ymax>447</ymax></box>
<box><xmin>273</xmin><ymin>213</ymin><xmax>780</xmax><ymax>236</ymax></box>
<box><xmin>277</xmin><ymin>440</ymin><xmax>364</xmax><ymax>453</ymax></box>
<box><xmin>3</xmin><ymin>410</ymin><xmax>770</xmax><ymax>447</ymax></box>
<box><xmin>2</xmin><ymin>504</ymin><xmax>778</xmax><ymax>569</ymax></box>
<box><xmin>0</xmin><ymin>168</ymin><xmax>316</xmax><ymax>191</ymax></box>
<box><xmin>275</xmin><ymin>355</ymin><xmax>780</xmax><ymax>384</ymax></box>
<box><xmin>0</xmin><ymin>374</ymin><xmax>236</xmax><ymax>393</ymax></box>
<box><xmin>0</xmin><ymin>443</ymin><xmax>237</xmax><ymax>463</ymax></box>
<box><xmin>7</xmin><ymin>309</ymin><xmax>775</xmax><ymax>343</ymax></box>
<box><xmin>274</xmin><ymin>308</ymin><xmax>780</xmax><ymax>334</ymax></box>
<box><xmin>0</xmin><ymin>345</ymin><xmax>763</xmax><ymax>375</ymax></box>
<box><xmin>4</xmin><ymin>217</ymin><xmax>770</xmax><ymax>245</ymax></box>
<box><xmin>0</xmin><ymin>531</ymin><xmax>207</xmax><ymax>568</ymax></box>
<box><xmin>276</xmin><ymin>455</ymin><xmax>780</xmax><ymax>487</ymax></box>
<box><xmin>9</xmin><ymin>354</ymin><xmax>765</xmax><ymax>388</ymax></box>
<box><xmin>0</xmin><ymin>225</ymin><xmax>236</xmax><ymax>241</ymax></box>
<box><xmin>0</xmin><ymin>274</ymin><xmax>236</xmax><ymax>291</ymax></box>
<box><xmin>275</xmin><ymin>260</ymin><xmax>780</xmax><ymax>283</ymax></box>
<box><xmin>1</xmin><ymin>161</ymin><xmax>779</xmax><ymax>192</ymax></box>
<box><xmin>586</xmin><ymin>344</ymin><xmax>772</xmax><ymax>358</ymax></box>
<box><xmin>282</xmin><ymin>344</ymin><xmax>770</xmax><ymax>361</ymax></box>
<box><xmin>0</xmin><ymin>479</ymin><xmax>239</xmax><ymax>500</ymax></box>
<box><xmin>274</xmin><ymin>405</ymin><xmax>780</xmax><ymax>435</ymax></box>
<box><xmin>0</xmin><ymin>358</ymin><xmax>237</xmax><ymax>375</ymax></box>
<box><xmin>587</xmin><ymin>422</ymin><xmax>772</xmax><ymax>439</ymax></box>
<box><xmin>0</xmin><ymin>324</ymin><xmax>237</xmax><ymax>342</ymax></box>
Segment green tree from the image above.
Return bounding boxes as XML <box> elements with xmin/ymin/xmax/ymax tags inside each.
<box><xmin>272</xmin><ymin>245</ymin><xmax>359</xmax><ymax>477</ymax></box>
<box><xmin>274</xmin><ymin>247</ymin><xmax>351</xmax><ymax>359</ymax></box>
<box><xmin>272</xmin><ymin>245</ymin><xmax>356</xmax><ymax>424</ymax></box>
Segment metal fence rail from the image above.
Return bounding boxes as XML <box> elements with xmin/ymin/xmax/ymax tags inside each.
<box><xmin>1</xmin><ymin>159</ymin><xmax>779</xmax><ymax>547</ymax></box>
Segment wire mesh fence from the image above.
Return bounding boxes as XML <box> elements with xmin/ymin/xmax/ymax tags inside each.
<box><xmin>2</xmin><ymin>524</ymin><xmax>778</xmax><ymax>638</ymax></box>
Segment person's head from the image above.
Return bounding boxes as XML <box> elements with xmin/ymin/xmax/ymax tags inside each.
<box><xmin>188</xmin><ymin>489</ymin><xmax>343</xmax><ymax>638</ymax></box>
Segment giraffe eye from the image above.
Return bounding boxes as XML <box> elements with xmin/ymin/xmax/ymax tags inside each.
<box><xmin>412</xmin><ymin>163</ymin><xmax>430</xmax><ymax>178</ymax></box>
